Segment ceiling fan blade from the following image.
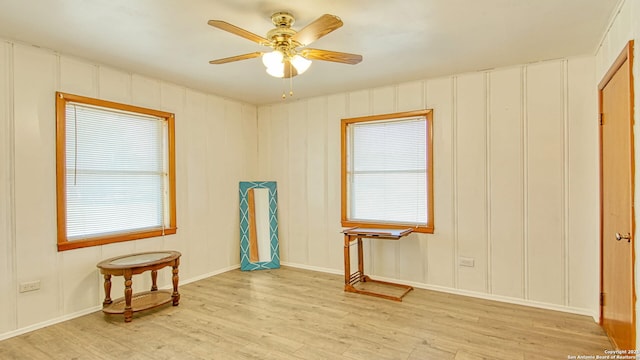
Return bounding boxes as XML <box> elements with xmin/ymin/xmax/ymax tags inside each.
<box><xmin>209</xmin><ymin>52</ymin><xmax>263</xmax><ymax>64</ymax></box>
<box><xmin>208</xmin><ymin>20</ymin><xmax>270</xmax><ymax>45</ymax></box>
<box><xmin>292</xmin><ymin>14</ymin><xmax>343</xmax><ymax>46</ymax></box>
<box><xmin>299</xmin><ymin>48</ymin><xmax>362</xmax><ymax>65</ymax></box>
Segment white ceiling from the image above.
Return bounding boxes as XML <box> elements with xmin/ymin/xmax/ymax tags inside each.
<box><xmin>0</xmin><ymin>0</ymin><xmax>620</xmax><ymax>105</ymax></box>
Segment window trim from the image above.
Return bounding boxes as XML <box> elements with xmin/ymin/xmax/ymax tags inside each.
<box><xmin>55</xmin><ymin>92</ymin><xmax>177</xmax><ymax>251</ymax></box>
<box><xmin>341</xmin><ymin>109</ymin><xmax>434</xmax><ymax>234</ymax></box>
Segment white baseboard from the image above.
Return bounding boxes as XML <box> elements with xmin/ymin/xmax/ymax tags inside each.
<box><xmin>0</xmin><ymin>306</ymin><xmax>101</xmax><ymax>342</ymax></box>
<box><xmin>178</xmin><ymin>264</ymin><xmax>240</xmax><ymax>286</ymax></box>
<box><xmin>281</xmin><ymin>262</ymin><xmax>600</xmax><ymax>323</ymax></box>
<box><xmin>280</xmin><ymin>261</ymin><xmax>343</xmax><ymax>275</ymax></box>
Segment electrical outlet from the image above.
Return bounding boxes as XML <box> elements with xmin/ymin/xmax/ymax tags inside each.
<box><xmin>19</xmin><ymin>280</ymin><xmax>41</xmax><ymax>293</ymax></box>
<box><xmin>459</xmin><ymin>257</ymin><xmax>475</xmax><ymax>267</ymax></box>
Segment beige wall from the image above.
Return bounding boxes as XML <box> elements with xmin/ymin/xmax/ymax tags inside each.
<box><xmin>594</xmin><ymin>0</ymin><xmax>640</xmax><ymax>349</ymax></box>
<box><xmin>257</xmin><ymin>56</ymin><xmax>600</xmax><ymax>316</ymax></box>
<box><xmin>0</xmin><ymin>40</ymin><xmax>258</xmax><ymax>338</ymax></box>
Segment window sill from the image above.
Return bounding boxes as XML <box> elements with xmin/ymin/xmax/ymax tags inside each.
<box><xmin>57</xmin><ymin>227</ymin><xmax>178</xmax><ymax>251</ymax></box>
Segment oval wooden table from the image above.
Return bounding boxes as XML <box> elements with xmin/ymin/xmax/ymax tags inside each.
<box><xmin>96</xmin><ymin>251</ymin><xmax>181</xmax><ymax>322</ymax></box>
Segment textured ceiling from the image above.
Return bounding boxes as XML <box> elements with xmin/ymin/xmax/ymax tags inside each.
<box><xmin>0</xmin><ymin>0</ymin><xmax>620</xmax><ymax>105</ymax></box>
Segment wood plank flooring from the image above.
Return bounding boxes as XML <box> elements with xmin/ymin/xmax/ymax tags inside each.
<box><xmin>0</xmin><ymin>266</ymin><xmax>612</xmax><ymax>359</ymax></box>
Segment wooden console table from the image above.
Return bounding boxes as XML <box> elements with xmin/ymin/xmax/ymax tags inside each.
<box><xmin>97</xmin><ymin>251</ymin><xmax>181</xmax><ymax>322</ymax></box>
<box><xmin>342</xmin><ymin>227</ymin><xmax>414</xmax><ymax>301</ymax></box>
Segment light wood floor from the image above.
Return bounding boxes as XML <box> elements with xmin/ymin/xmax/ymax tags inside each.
<box><xmin>0</xmin><ymin>266</ymin><xmax>611</xmax><ymax>359</ymax></box>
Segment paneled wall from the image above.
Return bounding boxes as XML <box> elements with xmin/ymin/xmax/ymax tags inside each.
<box><xmin>257</xmin><ymin>56</ymin><xmax>599</xmax><ymax>315</ymax></box>
<box><xmin>594</xmin><ymin>0</ymin><xmax>640</xmax><ymax>348</ymax></box>
<box><xmin>0</xmin><ymin>40</ymin><xmax>16</xmax><ymax>336</ymax></box>
<box><xmin>0</xmin><ymin>40</ymin><xmax>257</xmax><ymax>338</ymax></box>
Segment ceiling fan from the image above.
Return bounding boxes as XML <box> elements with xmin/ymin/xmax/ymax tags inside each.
<box><xmin>208</xmin><ymin>12</ymin><xmax>363</xmax><ymax>79</ymax></box>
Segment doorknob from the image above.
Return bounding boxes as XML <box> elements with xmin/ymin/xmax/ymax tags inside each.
<box><xmin>616</xmin><ymin>233</ymin><xmax>632</xmax><ymax>242</ymax></box>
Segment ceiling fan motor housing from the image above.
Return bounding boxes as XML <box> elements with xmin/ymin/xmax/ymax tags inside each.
<box><xmin>267</xmin><ymin>12</ymin><xmax>300</xmax><ymax>57</ymax></box>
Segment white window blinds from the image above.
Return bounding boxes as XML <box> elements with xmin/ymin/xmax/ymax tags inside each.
<box><xmin>64</xmin><ymin>103</ymin><xmax>169</xmax><ymax>240</ymax></box>
<box><xmin>347</xmin><ymin>117</ymin><xmax>427</xmax><ymax>225</ymax></box>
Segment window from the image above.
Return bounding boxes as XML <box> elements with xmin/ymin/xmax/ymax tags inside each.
<box><xmin>55</xmin><ymin>92</ymin><xmax>177</xmax><ymax>251</ymax></box>
<box><xmin>341</xmin><ymin>109</ymin><xmax>433</xmax><ymax>233</ymax></box>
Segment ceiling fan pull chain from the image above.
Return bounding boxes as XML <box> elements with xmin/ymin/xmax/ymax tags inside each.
<box><xmin>289</xmin><ymin>62</ymin><xmax>294</xmax><ymax>97</ymax></box>
<box><xmin>281</xmin><ymin>76</ymin><xmax>286</xmax><ymax>100</ymax></box>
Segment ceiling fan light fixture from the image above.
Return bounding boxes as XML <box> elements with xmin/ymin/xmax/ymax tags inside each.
<box><xmin>290</xmin><ymin>55</ymin><xmax>312</xmax><ymax>74</ymax></box>
<box><xmin>262</xmin><ymin>50</ymin><xmax>283</xmax><ymax>69</ymax></box>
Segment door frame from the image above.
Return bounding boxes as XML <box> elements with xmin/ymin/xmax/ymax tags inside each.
<box><xmin>598</xmin><ymin>39</ymin><xmax>635</xmax><ymax>343</ymax></box>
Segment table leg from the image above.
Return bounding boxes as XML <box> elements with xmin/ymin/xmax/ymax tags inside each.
<box><xmin>102</xmin><ymin>274</ymin><xmax>112</xmax><ymax>306</ymax></box>
<box><xmin>171</xmin><ymin>259</ymin><xmax>180</xmax><ymax>306</ymax></box>
<box><xmin>343</xmin><ymin>234</ymin><xmax>351</xmax><ymax>288</ymax></box>
<box><xmin>150</xmin><ymin>270</ymin><xmax>158</xmax><ymax>291</ymax></box>
<box><xmin>124</xmin><ymin>270</ymin><xmax>133</xmax><ymax>322</ymax></box>
<box><xmin>357</xmin><ymin>237</ymin><xmax>365</xmax><ymax>282</ymax></box>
